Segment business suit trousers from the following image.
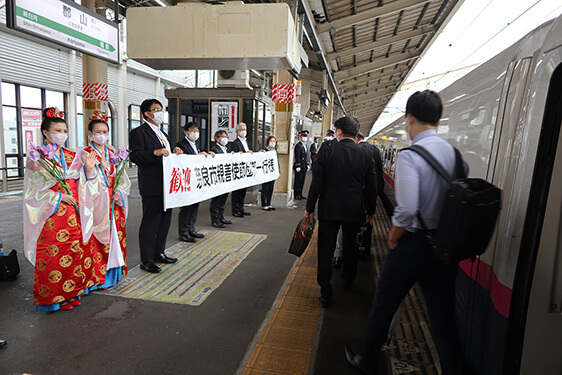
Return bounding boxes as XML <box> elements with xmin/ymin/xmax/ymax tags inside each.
<box><xmin>261</xmin><ymin>181</ymin><xmax>275</xmax><ymax>207</ymax></box>
<box><xmin>178</xmin><ymin>203</ymin><xmax>199</xmax><ymax>235</ymax></box>
<box><xmin>139</xmin><ymin>195</ymin><xmax>172</xmax><ymax>264</ymax></box>
<box><xmin>293</xmin><ymin>169</ymin><xmax>306</xmax><ymax>197</ymax></box>
<box><xmin>360</xmin><ymin>231</ymin><xmax>463</xmax><ymax>374</ymax></box>
<box><xmin>210</xmin><ymin>193</ymin><xmax>229</xmax><ymax>222</ymax></box>
<box><xmin>231</xmin><ymin>188</ymin><xmax>247</xmax><ymax>215</ymax></box>
<box><xmin>317</xmin><ymin>220</ymin><xmax>361</xmax><ymax>299</ymax></box>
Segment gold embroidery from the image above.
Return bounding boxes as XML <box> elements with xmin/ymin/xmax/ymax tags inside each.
<box><xmin>36</xmin><ymin>258</ymin><xmax>47</xmax><ymax>272</ymax></box>
<box><xmin>67</xmin><ymin>214</ymin><xmax>77</xmax><ymax>227</ymax></box>
<box><xmin>84</xmin><ymin>257</ymin><xmax>92</xmax><ymax>269</ymax></box>
<box><xmin>44</xmin><ymin>218</ymin><xmax>55</xmax><ymax>231</ymax></box>
<box><xmin>94</xmin><ymin>252</ymin><xmax>102</xmax><ymax>264</ymax></box>
<box><xmin>38</xmin><ymin>285</ymin><xmax>51</xmax><ymax>298</ymax></box>
<box><xmin>59</xmin><ymin>255</ymin><xmax>73</xmax><ymax>268</ymax></box>
<box><xmin>62</xmin><ymin>279</ymin><xmax>76</xmax><ymax>293</ymax></box>
<box><xmin>56</xmin><ymin>229</ymin><xmax>70</xmax><ymax>243</ymax></box>
<box><xmin>38</xmin><ymin>234</ymin><xmax>45</xmax><ymax>245</ymax></box>
<box><xmin>52</xmin><ymin>296</ymin><xmax>65</xmax><ymax>304</ymax></box>
<box><xmin>100</xmin><ymin>264</ymin><xmax>107</xmax><ymax>276</ymax></box>
<box><xmin>85</xmin><ymin>280</ymin><xmax>94</xmax><ymax>289</ymax></box>
<box><xmin>48</xmin><ymin>270</ymin><xmax>62</xmax><ymax>283</ymax></box>
<box><xmin>45</xmin><ymin>244</ymin><xmax>59</xmax><ymax>257</ymax></box>
<box><xmin>56</xmin><ymin>204</ymin><xmax>67</xmax><ymax>216</ymax></box>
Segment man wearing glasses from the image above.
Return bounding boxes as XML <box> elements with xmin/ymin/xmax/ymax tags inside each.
<box><xmin>129</xmin><ymin>99</ymin><xmax>181</xmax><ymax>273</ymax></box>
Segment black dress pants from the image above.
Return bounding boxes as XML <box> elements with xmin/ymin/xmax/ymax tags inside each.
<box><xmin>293</xmin><ymin>169</ymin><xmax>306</xmax><ymax>197</ymax></box>
<box><xmin>360</xmin><ymin>231</ymin><xmax>463</xmax><ymax>374</ymax></box>
<box><xmin>210</xmin><ymin>193</ymin><xmax>229</xmax><ymax>222</ymax></box>
<box><xmin>178</xmin><ymin>203</ymin><xmax>199</xmax><ymax>236</ymax></box>
<box><xmin>261</xmin><ymin>181</ymin><xmax>274</xmax><ymax>207</ymax></box>
<box><xmin>231</xmin><ymin>188</ymin><xmax>247</xmax><ymax>214</ymax></box>
<box><xmin>317</xmin><ymin>220</ymin><xmax>361</xmax><ymax>299</ymax></box>
<box><xmin>139</xmin><ymin>195</ymin><xmax>172</xmax><ymax>264</ymax></box>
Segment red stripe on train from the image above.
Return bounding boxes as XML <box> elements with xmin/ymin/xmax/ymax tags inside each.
<box><xmin>384</xmin><ymin>171</ymin><xmax>512</xmax><ymax>318</ymax></box>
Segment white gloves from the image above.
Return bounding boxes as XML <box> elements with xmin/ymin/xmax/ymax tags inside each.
<box><xmin>296</xmin><ymin>167</ymin><xmax>301</xmax><ymax>172</ymax></box>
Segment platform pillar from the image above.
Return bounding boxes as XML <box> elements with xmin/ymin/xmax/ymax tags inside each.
<box><xmin>81</xmin><ymin>0</ymin><xmax>109</xmax><ymax>146</ymax></box>
<box><xmin>271</xmin><ymin>70</ymin><xmax>297</xmax><ymax>207</ymax></box>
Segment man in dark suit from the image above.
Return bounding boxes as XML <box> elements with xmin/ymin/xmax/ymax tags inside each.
<box><xmin>229</xmin><ymin>122</ymin><xmax>253</xmax><ymax>218</ymax></box>
<box><xmin>310</xmin><ymin>137</ymin><xmax>319</xmax><ymax>168</ymax></box>
<box><xmin>209</xmin><ymin>130</ymin><xmax>233</xmax><ymax>228</ymax></box>
<box><xmin>305</xmin><ymin>117</ymin><xmax>377</xmax><ymax>308</ymax></box>
<box><xmin>293</xmin><ymin>130</ymin><xmax>309</xmax><ymax>200</ymax></box>
<box><xmin>173</xmin><ymin>122</ymin><xmax>211</xmax><ymax>242</ymax></box>
<box><xmin>129</xmin><ymin>98</ymin><xmax>180</xmax><ymax>273</ymax></box>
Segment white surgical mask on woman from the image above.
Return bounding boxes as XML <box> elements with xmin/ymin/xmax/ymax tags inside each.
<box><xmin>92</xmin><ymin>134</ymin><xmax>108</xmax><ymax>145</ymax></box>
<box><xmin>50</xmin><ymin>133</ymin><xmax>68</xmax><ymax>146</ymax></box>
<box><xmin>151</xmin><ymin>111</ymin><xmax>165</xmax><ymax>125</ymax></box>
<box><xmin>220</xmin><ymin>137</ymin><xmax>229</xmax><ymax>146</ymax></box>
<box><xmin>269</xmin><ymin>142</ymin><xmax>276</xmax><ymax>148</ymax></box>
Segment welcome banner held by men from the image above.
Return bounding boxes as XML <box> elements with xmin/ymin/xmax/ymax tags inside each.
<box><xmin>162</xmin><ymin>151</ymin><xmax>280</xmax><ymax>210</ymax></box>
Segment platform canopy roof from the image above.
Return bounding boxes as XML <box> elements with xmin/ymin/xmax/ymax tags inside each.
<box><xmin>119</xmin><ymin>0</ymin><xmax>461</xmax><ymax>134</ymax></box>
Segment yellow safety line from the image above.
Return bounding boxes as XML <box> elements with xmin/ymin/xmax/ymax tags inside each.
<box><xmin>242</xmin><ymin>229</ymin><xmax>321</xmax><ymax>375</ymax></box>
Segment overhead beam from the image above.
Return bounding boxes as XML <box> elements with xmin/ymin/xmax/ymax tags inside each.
<box><xmin>316</xmin><ymin>0</ymin><xmax>429</xmax><ymax>34</ymax></box>
<box><xmin>337</xmin><ymin>65</ymin><xmax>410</xmax><ymax>87</ymax></box>
<box><xmin>326</xmin><ymin>25</ymin><xmax>434</xmax><ymax>62</ymax></box>
<box><xmin>343</xmin><ymin>85</ymin><xmax>397</xmax><ymax>100</ymax></box>
<box><xmin>334</xmin><ymin>50</ymin><xmax>421</xmax><ymax>80</ymax></box>
<box><xmin>340</xmin><ymin>75</ymin><xmax>404</xmax><ymax>94</ymax></box>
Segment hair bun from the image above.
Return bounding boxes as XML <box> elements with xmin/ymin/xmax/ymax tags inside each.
<box><xmin>44</xmin><ymin>107</ymin><xmax>64</xmax><ymax>119</ymax></box>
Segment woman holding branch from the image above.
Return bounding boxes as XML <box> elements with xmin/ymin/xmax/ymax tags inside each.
<box><xmin>80</xmin><ymin>111</ymin><xmax>131</xmax><ymax>289</ymax></box>
<box><xmin>23</xmin><ymin>107</ymin><xmax>97</xmax><ymax>311</ymax></box>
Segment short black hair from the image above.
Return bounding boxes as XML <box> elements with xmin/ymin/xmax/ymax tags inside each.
<box><xmin>356</xmin><ymin>132</ymin><xmax>365</xmax><ymax>140</ymax></box>
<box><xmin>405</xmin><ymin>90</ymin><xmax>442</xmax><ymax>125</ymax></box>
<box><xmin>88</xmin><ymin>119</ymin><xmax>109</xmax><ymax>132</ymax></box>
<box><xmin>334</xmin><ymin>116</ymin><xmax>359</xmax><ymax>137</ymax></box>
<box><xmin>214</xmin><ymin>130</ymin><xmax>227</xmax><ymax>139</ymax></box>
<box><xmin>140</xmin><ymin>99</ymin><xmax>163</xmax><ymax>120</ymax></box>
<box><xmin>184</xmin><ymin>122</ymin><xmax>199</xmax><ymax>132</ymax></box>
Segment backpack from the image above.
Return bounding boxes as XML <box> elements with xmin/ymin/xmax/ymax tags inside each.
<box><xmin>403</xmin><ymin>145</ymin><xmax>501</xmax><ymax>264</ymax></box>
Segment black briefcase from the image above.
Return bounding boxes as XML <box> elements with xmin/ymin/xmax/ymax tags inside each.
<box><xmin>288</xmin><ymin>216</ymin><xmax>316</xmax><ymax>257</ymax></box>
<box><xmin>0</xmin><ymin>249</ymin><xmax>20</xmax><ymax>281</ymax></box>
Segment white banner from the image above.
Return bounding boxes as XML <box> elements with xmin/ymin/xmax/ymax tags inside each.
<box><xmin>163</xmin><ymin>151</ymin><xmax>280</xmax><ymax>210</ymax></box>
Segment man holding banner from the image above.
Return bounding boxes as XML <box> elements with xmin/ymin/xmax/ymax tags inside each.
<box><xmin>174</xmin><ymin>122</ymin><xmax>211</xmax><ymax>242</ymax></box>
<box><xmin>230</xmin><ymin>123</ymin><xmax>253</xmax><ymax>218</ymax></box>
<box><xmin>129</xmin><ymin>99</ymin><xmax>180</xmax><ymax>274</ymax></box>
<box><xmin>209</xmin><ymin>130</ymin><xmax>234</xmax><ymax>228</ymax></box>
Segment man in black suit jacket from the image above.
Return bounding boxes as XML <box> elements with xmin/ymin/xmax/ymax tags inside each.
<box><xmin>129</xmin><ymin>99</ymin><xmax>180</xmax><ymax>273</ymax></box>
<box><xmin>209</xmin><ymin>130</ymin><xmax>233</xmax><ymax>228</ymax></box>
<box><xmin>229</xmin><ymin>122</ymin><xmax>253</xmax><ymax>217</ymax></box>
<box><xmin>293</xmin><ymin>130</ymin><xmax>309</xmax><ymax>200</ymax></box>
<box><xmin>173</xmin><ymin>122</ymin><xmax>211</xmax><ymax>242</ymax></box>
<box><xmin>305</xmin><ymin>117</ymin><xmax>377</xmax><ymax>308</ymax></box>
<box><xmin>310</xmin><ymin>137</ymin><xmax>319</xmax><ymax>167</ymax></box>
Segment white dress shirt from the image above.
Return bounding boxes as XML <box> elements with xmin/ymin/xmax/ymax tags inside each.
<box><xmin>238</xmin><ymin>136</ymin><xmax>249</xmax><ymax>152</ymax></box>
<box><xmin>147</xmin><ymin>122</ymin><xmax>171</xmax><ymax>153</ymax></box>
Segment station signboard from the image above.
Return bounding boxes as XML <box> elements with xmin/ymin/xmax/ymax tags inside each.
<box><xmin>6</xmin><ymin>0</ymin><xmax>119</xmax><ymax>64</ymax></box>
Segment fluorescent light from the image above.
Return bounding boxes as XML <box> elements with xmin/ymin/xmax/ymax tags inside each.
<box><xmin>154</xmin><ymin>0</ymin><xmax>167</xmax><ymax>6</ymax></box>
<box><xmin>251</xmin><ymin>69</ymin><xmax>262</xmax><ymax>77</ymax></box>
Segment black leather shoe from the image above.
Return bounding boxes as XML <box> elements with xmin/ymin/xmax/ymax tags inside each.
<box><xmin>189</xmin><ymin>231</ymin><xmax>205</xmax><ymax>238</ymax></box>
<box><xmin>157</xmin><ymin>254</ymin><xmax>178</xmax><ymax>264</ymax></box>
<box><xmin>269</xmin><ymin>207</ymin><xmax>276</xmax><ymax>211</ymax></box>
<box><xmin>0</xmin><ymin>340</ymin><xmax>6</xmax><ymax>349</ymax></box>
<box><xmin>294</xmin><ymin>196</ymin><xmax>302</xmax><ymax>200</ymax></box>
<box><xmin>344</xmin><ymin>346</ymin><xmax>374</xmax><ymax>375</ymax></box>
<box><xmin>179</xmin><ymin>234</ymin><xmax>196</xmax><ymax>242</ymax></box>
<box><xmin>242</xmin><ymin>211</ymin><xmax>251</xmax><ymax>216</ymax></box>
<box><xmin>220</xmin><ymin>218</ymin><xmax>232</xmax><ymax>224</ymax></box>
<box><xmin>212</xmin><ymin>221</ymin><xmax>226</xmax><ymax>228</ymax></box>
<box><xmin>140</xmin><ymin>262</ymin><xmax>161</xmax><ymax>273</ymax></box>
<box><xmin>233</xmin><ymin>212</ymin><xmax>244</xmax><ymax>218</ymax></box>
<box><xmin>300</xmin><ymin>195</ymin><xmax>307</xmax><ymax>199</ymax></box>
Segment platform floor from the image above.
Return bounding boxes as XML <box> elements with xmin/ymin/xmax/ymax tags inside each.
<box><xmin>0</xmin><ymin>173</ymin><xmax>439</xmax><ymax>375</ymax></box>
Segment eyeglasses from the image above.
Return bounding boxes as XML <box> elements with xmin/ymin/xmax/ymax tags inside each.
<box><xmin>151</xmin><ymin>108</ymin><xmax>164</xmax><ymax>113</ymax></box>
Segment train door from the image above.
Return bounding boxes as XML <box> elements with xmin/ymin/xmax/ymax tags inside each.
<box><xmin>513</xmin><ymin>61</ymin><xmax>562</xmax><ymax>374</ymax></box>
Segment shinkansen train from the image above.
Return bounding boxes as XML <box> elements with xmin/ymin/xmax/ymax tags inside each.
<box><xmin>372</xmin><ymin>14</ymin><xmax>562</xmax><ymax>375</ymax></box>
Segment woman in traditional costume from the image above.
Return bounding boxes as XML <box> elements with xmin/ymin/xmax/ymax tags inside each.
<box><xmin>79</xmin><ymin>112</ymin><xmax>130</xmax><ymax>289</ymax></box>
<box><xmin>23</xmin><ymin>107</ymin><xmax>98</xmax><ymax>311</ymax></box>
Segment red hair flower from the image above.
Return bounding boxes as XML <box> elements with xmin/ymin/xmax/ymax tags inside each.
<box><xmin>46</xmin><ymin>107</ymin><xmax>64</xmax><ymax>118</ymax></box>
<box><xmin>89</xmin><ymin>110</ymin><xmax>109</xmax><ymax>122</ymax></box>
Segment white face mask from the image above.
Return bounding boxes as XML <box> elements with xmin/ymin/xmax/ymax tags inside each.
<box><xmin>220</xmin><ymin>137</ymin><xmax>229</xmax><ymax>146</ymax></box>
<box><xmin>187</xmin><ymin>131</ymin><xmax>199</xmax><ymax>142</ymax></box>
<box><xmin>238</xmin><ymin>130</ymin><xmax>247</xmax><ymax>138</ymax></box>
<box><xmin>269</xmin><ymin>142</ymin><xmax>276</xmax><ymax>148</ymax></box>
<box><xmin>301</xmin><ymin>137</ymin><xmax>308</xmax><ymax>142</ymax></box>
<box><xmin>92</xmin><ymin>134</ymin><xmax>108</xmax><ymax>145</ymax></box>
<box><xmin>49</xmin><ymin>133</ymin><xmax>68</xmax><ymax>146</ymax></box>
<box><xmin>151</xmin><ymin>111</ymin><xmax>165</xmax><ymax>125</ymax></box>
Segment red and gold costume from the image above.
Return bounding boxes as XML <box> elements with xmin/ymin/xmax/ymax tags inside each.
<box><xmin>24</xmin><ymin>148</ymin><xmax>97</xmax><ymax>311</ymax></box>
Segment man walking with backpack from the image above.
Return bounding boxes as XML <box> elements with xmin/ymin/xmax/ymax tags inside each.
<box><xmin>345</xmin><ymin>90</ymin><xmax>467</xmax><ymax>374</ymax></box>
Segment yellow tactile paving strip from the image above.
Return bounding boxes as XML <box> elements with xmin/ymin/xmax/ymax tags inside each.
<box><xmin>242</xmin><ymin>228</ymin><xmax>321</xmax><ymax>375</ymax></box>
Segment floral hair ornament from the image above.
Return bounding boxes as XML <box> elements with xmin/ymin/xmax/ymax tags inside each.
<box><xmin>45</xmin><ymin>107</ymin><xmax>64</xmax><ymax>119</ymax></box>
<box><xmin>89</xmin><ymin>110</ymin><xmax>109</xmax><ymax>122</ymax></box>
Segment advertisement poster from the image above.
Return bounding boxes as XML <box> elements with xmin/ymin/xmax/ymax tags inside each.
<box><xmin>211</xmin><ymin>101</ymin><xmax>238</xmax><ymax>140</ymax></box>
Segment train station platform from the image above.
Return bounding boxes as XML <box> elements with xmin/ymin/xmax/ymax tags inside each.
<box><xmin>0</xmin><ymin>173</ymin><xmax>439</xmax><ymax>375</ymax></box>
